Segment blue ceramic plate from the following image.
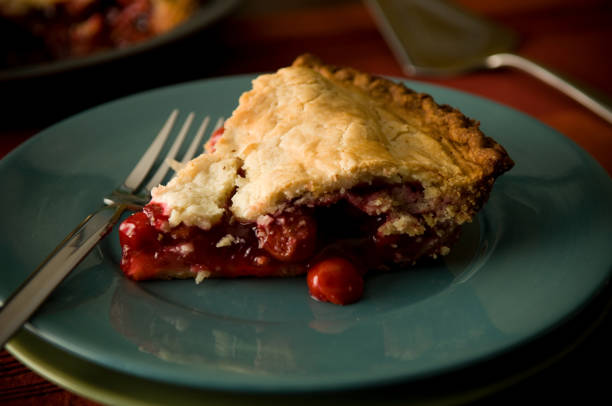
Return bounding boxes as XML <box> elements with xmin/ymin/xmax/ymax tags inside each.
<box><xmin>1</xmin><ymin>76</ymin><xmax>612</xmax><ymax>393</ymax></box>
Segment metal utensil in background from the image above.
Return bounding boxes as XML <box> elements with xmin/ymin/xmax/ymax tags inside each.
<box><xmin>366</xmin><ymin>0</ymin><xmax>612</xmax><ymax>124</ymax></box>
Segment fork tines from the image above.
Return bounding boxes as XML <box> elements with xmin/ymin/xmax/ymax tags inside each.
<box><xmin>123</xmin><ymin>110</ymin><xmax>223</xmax><ymax>197</ymax></box>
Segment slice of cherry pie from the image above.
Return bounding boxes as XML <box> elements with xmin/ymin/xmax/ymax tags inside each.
<box><xmin>118</xmin><ymin>54</ymin><xmax>514</xmax><ymax>305</ymax></box>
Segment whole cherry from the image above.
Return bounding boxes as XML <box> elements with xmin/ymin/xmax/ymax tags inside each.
<box><xmin>307</xmin><ymin>257</ymin><xmax>364</xmax><ymax>305</ymax></box>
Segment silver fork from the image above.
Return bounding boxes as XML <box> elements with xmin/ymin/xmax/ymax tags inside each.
<box><xmin>0</xmin><ymin>110</ymin><xmax>223</xmax><ymax>347</ymax></box>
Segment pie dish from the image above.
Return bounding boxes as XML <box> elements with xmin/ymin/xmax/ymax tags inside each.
<box><xmin>0</xmin><ymin>0</ymin><xmax>195</xmax><ymax>66</ymax></box>
<box><xmin>118</xmin><ymin>54</ymin><xmax>514</xmax><ymax>304</ymax></box>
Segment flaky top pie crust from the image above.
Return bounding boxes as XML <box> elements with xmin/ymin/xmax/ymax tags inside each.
<box><xmin>151</xmin><ymin>54</ymin><xmax>513</xmax><ymax>230</ymax></box>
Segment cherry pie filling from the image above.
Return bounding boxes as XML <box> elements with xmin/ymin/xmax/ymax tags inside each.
<box><xmin>119</xmin><ymin>180</ymin><xmax>461</xmax><ymax>305</ymax></box>
<box><xmin>1</xmin><ymin>0</ymin><xmax>195</xmax><ymax>67</ymax></box>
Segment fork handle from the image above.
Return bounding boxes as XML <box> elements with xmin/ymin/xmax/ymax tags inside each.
<box><xmin>0</xmin><ymin>204</ymin><xmax>126</xmax><ymax>347</ymax></box>
<box><xmin>486</xmin><ymin>53</ymin><xmax>612</xmax><ymax>124</ymax></box>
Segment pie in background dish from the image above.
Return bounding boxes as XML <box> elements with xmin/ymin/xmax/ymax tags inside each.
<box><xmin>118</xmin><ymin>54</ymin><xmax>514</xmax><ymax>305</ymax></box>
<box><xmin>0</xmin><ymin>0</ymin><xmax>195</xmax><ymax>67</ymax></box>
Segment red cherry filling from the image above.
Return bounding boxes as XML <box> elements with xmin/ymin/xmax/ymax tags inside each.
<box><xmin>119</xmin><ymin>212</ymin><xmax>157</xmax><ymax>250</ymax></box>
<box><xmin>119</xmin><ymin>180</ymin><xmax>460</xmax><ymax>304</ymax></box>
<box><xmin>256</xmin><ymin>208</ymin><xmax>317</xmax><ymax>262</ymax></box>
<box><xmin>207</xmin><ymin>127</ymin><xmax>224</xmax><ymax>152</ymax></box>
<box><xmin>142</xmin><ymin>201</ymin><xmax>170</xmax><ymax>231</ymax></box>
<box><xmin>119</xmin><ymin>204</ymin><xmax>314</xmax><ymax>281</ymax></box>
<box><xmin>307</xmin><ymin>257</ymin><xmax>364</xmax><ymax>305</ymax></box>
<box><xmin>119</xmin><ymin>212</ymin><xmax>163</xmax><ymax>280</ymax></box>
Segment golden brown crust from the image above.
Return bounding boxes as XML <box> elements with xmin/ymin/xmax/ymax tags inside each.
<box><xmin>154</xmin><ymin>54</ymin><xmax>513</xmax><ymax>233</ymax></box>
<box><xmin>292</xmin><ymin>54</ymin><xmax>514</xmax><ymax>180</ymax></box>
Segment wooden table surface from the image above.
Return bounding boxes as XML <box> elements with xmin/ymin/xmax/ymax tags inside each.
<box><xmin>1</xmin><ymin>0</ymin><xmax>611</xmax><ymax>404</ymax></box>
